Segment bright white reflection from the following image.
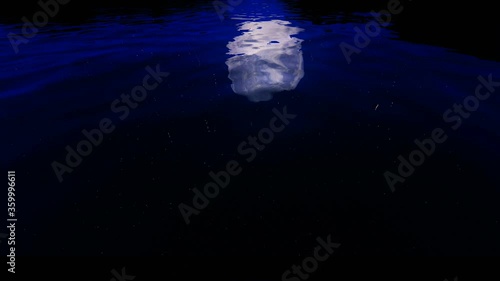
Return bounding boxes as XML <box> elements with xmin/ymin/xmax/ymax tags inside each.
<box><xmin>225</xmin><ymin>20</ymin><xmax>305</xmax><ymax>102</ymax></box>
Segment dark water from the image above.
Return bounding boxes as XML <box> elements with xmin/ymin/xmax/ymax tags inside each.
<box><xmin>1</xmin><ymin>0</ymin><xmax>500</xmax><ymax>278</ymax></box>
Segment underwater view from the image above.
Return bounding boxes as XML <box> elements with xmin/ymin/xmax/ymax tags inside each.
<box><xmin>0</xmin><ymin>0</ymin><xmax>499</xmax><ymax>280</ymax></box>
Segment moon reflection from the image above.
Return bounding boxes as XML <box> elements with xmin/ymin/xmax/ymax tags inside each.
<box><xmin>225</xmin><ymin>20</ymin><xmax>305</xmax><ymax>102</ymax></box>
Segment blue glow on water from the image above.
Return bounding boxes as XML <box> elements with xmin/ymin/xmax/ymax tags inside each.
<box><xmin>1</xmin><ymin>0</ymin><xmax>500</xmax><ymax>257</ymax></box>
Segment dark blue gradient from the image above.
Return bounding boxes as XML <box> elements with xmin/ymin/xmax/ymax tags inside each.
<box><xmin>1</xmin><ymin>0</ymin><xmax>499</xmax><ymax>263</ymax></box>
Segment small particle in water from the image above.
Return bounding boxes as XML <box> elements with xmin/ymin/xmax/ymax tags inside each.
<box><xmin>204</xmin><ymin>120</ymin><xmax>211</xmax><ymax>133</ymax></box>
<box><xmin>375</xmin><ymin>104</ymin><xmax>379</xmax><ymax>110</ymax></box>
